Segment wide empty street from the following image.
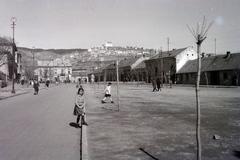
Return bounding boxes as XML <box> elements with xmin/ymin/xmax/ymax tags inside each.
<box><xmin>0</xmin><ymin>84</ymin><xmax>81</xmax><ymax>160</ymax></box>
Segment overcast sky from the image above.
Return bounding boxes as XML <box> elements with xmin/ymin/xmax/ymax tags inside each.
<box><xmin>1</xmin><ymin>0</ymin><xmax>239</xmax><ymax>54</ymax></box>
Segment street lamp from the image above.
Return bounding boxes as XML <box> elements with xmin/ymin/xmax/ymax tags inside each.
<box><xmin>32</xmin><ymin>46</ymin><xmax>35</xmax><ymax>80</ymax></box>
<box><xmin>11</xmin><ymin>17</ymin><xmax>17</xmax><ymax>94</ymax></box>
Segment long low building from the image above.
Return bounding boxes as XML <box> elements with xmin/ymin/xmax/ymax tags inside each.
<box><xmin>176</xmin><ymin>52</ymin><xmax>240</xmax><ymax>86</ymax></box>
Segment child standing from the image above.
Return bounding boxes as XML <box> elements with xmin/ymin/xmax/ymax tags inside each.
<box><xmin>73</xmin><ymin>87</ymin><xmax>88</xmax><ymax>126</ymax></box>
<box><xmin>102</xmin><ymin>82</ymin><xmax>114</xmax><ymax>103</ymax></box>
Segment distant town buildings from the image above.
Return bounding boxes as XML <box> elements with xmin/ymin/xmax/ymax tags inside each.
<box><xmin>1</xmin><ymin>39</ymin><xmax>239</xmax><ymax>87</ymax></box>
<box><xmin>36</xmin><ymin>59</ymin><xmax>72</xmax><ymax>83</ymax></box>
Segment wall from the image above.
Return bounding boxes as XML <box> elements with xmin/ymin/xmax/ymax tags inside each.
<box><xmin>176</xmin><ymin>70</ymin><xmax>240</xmax><ymax>86</ymax></box>
<box><xmin>175</xmin><ymin>47</ymin><xmax>197</xmax><ymax>72</ymax></box>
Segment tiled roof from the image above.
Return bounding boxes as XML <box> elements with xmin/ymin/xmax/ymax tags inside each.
<box><xmin>134</xmin><ymin>61</ymin><xmax>146</xmax><ymax>69</ymax></box>
<box><xmin>119</xmin><ymin>57</ymin><xmax>140</xmax><ymax>67</ymax></box>
<box><xmin>105</xmin><ymin>57</ymin><xmax>140</xmax><ymax>69</ymax></box>
<box><xmin>177</xmin><ymin>53</ymin><xmax>240</xmax><ymax>74</ymax></box>
<box><xmin>151</xmin><ymin>47</ymin><xmax>188</xmax><ymax>59</ymax></box>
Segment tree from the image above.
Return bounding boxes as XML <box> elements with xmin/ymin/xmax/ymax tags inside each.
<box><xmin>0</xmin><ymin>37</ymin><xmax>12</xmax><ymax>67</ymax></box>
<box><xmin>21</xmin><ymin>60</ymin><xmax>35</xmax><ymax>82</ymax></box>
<box><xmin>187</xmin><ymin>16</ymin><xmax>214</xmax><ymax>160</ymax></box>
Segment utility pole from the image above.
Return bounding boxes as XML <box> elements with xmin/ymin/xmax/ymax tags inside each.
<box><xmin>160</xmin><ymin>48</ymin><xmax>163</xmax><ymax>87</ymax></box>
<box><xmin>214</xmin><ymin>38</ymin><xmax>216</xmax><ymax>56</ymax></box>
<box><xmin>32</xmin><ymin>47</ymin><xmax>35</xmax><ymax>80</ymax></box>
<box><xmin>98</xmin><ymin>52</ymin><xmax>100</xmax><ymax>92</ymax></box>
<box><xmin>116</xmin><ymin>59</ymin><xmax>120</xmax><ymax>111</ymax></box>
<box><xmin>11</xmin><ymin>17</ymin><xmax>17</xmax><ymax>94</ymax></box>
<box><xmin>167</xmin><ymin>38</ymin><xmax>169</xmax><ymax>53</ymax></box>
<box><xmin>187</xmin><ymin>16</ymin><xmax>214</xmax><ymax>160</ymax></box>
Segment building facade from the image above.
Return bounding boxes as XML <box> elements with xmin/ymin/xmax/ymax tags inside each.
<box><xmin>176</xmin><ymin>52</ymin><xmax>240</xmax><ymax>86</ymax></box>
<box><xmin>145</xmin><ymin>47</ymin><xmax>197</xmax><ymax>83</ymax></box>
<box><xmin>35</xmin><ymin>59</ymin><xmax>72</xmax><ymax>83</ymax></box>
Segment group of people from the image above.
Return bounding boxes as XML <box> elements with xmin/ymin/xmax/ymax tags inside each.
<box><xmin>152</xmin><ymin>78</ymin><xmax>173</xmax><ymax>91</ymax></box>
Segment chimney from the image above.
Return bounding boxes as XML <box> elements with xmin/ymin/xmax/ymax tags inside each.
<box><xmin>225</xmin><ymin>51</ymin><xmax>231</xmax><ymax>59</ymax></box>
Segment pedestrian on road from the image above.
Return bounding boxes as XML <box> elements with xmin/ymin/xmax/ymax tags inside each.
<box><xmin>102</xmin><ymin>82</ymin><xmax>114</xmax><ymax>103</ymax></box>
<box><xmin>73</xmin><ymin>87</ymin><xmax>88</xmax><ymax>126</ymax></box>
<box><xmin>156</xmin><ymin>78</ymin><xmax>161</xmax><ymax>91</ymax></box>
<box><xmin>45</xmin><ymin>79</ymin><xmax>50</xmax><ymax>89</ymax></box>
<box><xmin>152</xmin><ymin>79</ymin><xmax>157</xmax><ymax>92</ymax></box>
<box><xmin>169</xmin><ymin>80</ymin><xmax>173</xmax><ymax>89</ymax></box>
<box><xmin>33</xmin><ymin>80</ymin><xmax>40</xmax><ymax>95</ymax></box>
<box><xmin>21</xmin><ymin>79</ymin><xmax>25</xmax><ymax>87</ymax></box>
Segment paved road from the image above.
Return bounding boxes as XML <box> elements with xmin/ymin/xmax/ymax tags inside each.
<box><xmin>0</xmin><ymin>84</ymin><xmax>82</xmax><ymax>160</ymax></box>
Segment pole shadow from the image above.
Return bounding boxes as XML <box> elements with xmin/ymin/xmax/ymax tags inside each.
<box><xmin>101</xmin><ymin>107</ymin><xmax>114</xmax><ymax>111</ymax></box>
<box><xmin>233</xmin><ymin>150</ymin><xmax>240</xmax><ymax>159</ymax></box>
<box><xmin>139</xmin><ymin>148</ymin><xmax>159</xmax><ymax>160</ymax></box>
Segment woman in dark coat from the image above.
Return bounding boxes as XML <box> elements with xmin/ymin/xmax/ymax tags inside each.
<box><xmin>156</xmin><ymin>78</ymin><xmax>161</xmax><ymax>91</ymax></box>
<box><xmin>33</xmin><ymin>80</ymin><xmax>40</xmax><ymax>95</ymax></box>
<box><xmin>152</xmin><ymin>79</ymin><xmax>157</xmax><ymax>92</ymax></box>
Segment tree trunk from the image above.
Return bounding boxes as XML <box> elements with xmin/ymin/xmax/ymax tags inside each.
<box><xmin>196</xmin><ymin>42</ymin><xmax>202</xmax><ymax>160</ymax></box>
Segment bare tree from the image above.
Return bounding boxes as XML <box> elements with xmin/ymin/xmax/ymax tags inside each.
<box><xmin>0</xmin><ymin>37</ymin><xmax>12</xmax><ymax>67</ymax></box>
<box><xmin>187</xmin><ymin>16</ymin><xmax>214</xmax><ymax>160</ymax></box>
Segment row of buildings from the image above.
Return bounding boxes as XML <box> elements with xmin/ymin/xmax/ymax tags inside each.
<box><xmin>88</xmin><ymin>47</ymin><xmax>240</xmax><ymax>86</ymax></box>
<box><xmin>1</xmin><ymin>41</ymin><xmax>239</xmax><ymax>87</ymax></box>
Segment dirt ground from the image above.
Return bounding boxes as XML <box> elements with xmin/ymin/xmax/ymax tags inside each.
<box><xmin>83</xmin><ymin>83</ymin><xmax>240</xmax><ymax>160</ymax></box>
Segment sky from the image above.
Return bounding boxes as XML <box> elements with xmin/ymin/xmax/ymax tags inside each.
<box><xmin>0</xmin><ymin>0</ymin><xmax>240</xmax><ymax>54</ymax></box>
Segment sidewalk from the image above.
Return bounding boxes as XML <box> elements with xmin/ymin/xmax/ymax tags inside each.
<box><xmin>0</xmin><ymin>82</ymin><xmax>57</xmax><ymax>100</ymax></box>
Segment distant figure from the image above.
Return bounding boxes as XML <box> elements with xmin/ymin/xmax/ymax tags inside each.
<box><xmin>46</xmin><ymin>80</ymin><xmax>50</xmax><ymax>89</ymax></box>
<box><xmin>73</xmin><ymin>87</ymin><xmax>88</xmax><ymax>126</ymax></box>
<box><xmin>156</xmin><ymin>78</ymin><xmax>161</xmax><ymax>91</ymax></box>
<box><xmin>169</xmin><ymin>80</ymin><xmax>173</xmax><ymax>88</ymax></box>
<box><xmin>33</xmin><ymin>80</ymin><xmax>40</xmax><ymax>95</ymax></box>
<box><xmin>21</xmin><ymin>79</ymin><xmax>25</xmax><ymax>87</ymax></box>
<box><xmin>152</xmin><ymin>79</ymin><xmax>157</xmax><ymax>92</ymax></box>
<box><xmin>102</xmin><ymin>82</ymin><xmax>114</xmax><ymax>103</ymax></box>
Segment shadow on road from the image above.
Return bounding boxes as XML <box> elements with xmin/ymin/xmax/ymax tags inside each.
<box><xmin>69</xmin><ymin>122</ymin><xmax>81</xmax><ymax>128</ymax></box>
<box><xmin>233</xmin><ymin>150</ymin><xmax>240</xmax><ymax>159</ymax></box>
<box><xmin>139</xmin><ymin>148</ymin><xmax>159</xmax><ymax>160</ymax></box>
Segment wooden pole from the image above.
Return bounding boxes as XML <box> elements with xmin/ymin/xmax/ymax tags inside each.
<box><xmin>116</xmin><ymin>59</ymin><xmax>120</xmax><ymax>111</ymax></box>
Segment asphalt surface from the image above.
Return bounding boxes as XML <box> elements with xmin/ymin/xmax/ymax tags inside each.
<box><xmin>0</xmin><ymin>83</ymin><xmax>84</xmax><ymax>160</ymax></box>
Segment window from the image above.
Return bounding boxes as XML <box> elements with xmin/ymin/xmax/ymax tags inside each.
<box><xmin>186</xmin><ymin>74</ymin><xmax>189</xmax><ymax>81</ymax></box>
<box><xmin>223</xmin><ymin>73</ymin><xmax>227</xmax><ymax>80</ymax></box>
<box><xmin>155</xmin><ymin>67</ymin><xmax>158</xmax><ymax>75</ymax></box>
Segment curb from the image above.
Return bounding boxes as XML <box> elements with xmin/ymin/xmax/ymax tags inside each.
<box><xmin>0</xmin><ymin>91</ymin><xmax>29</xmax><ymax>100</ymax></box>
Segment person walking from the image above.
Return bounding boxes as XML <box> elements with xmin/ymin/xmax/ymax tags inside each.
<box><xmin>156</xmin><ymin>78</ymin><xmax>161</xmax><ymax>91</ymax></box>
<box><xmin>169</xmin><ymin>80</ymin><xmax>173</xmax><ymax>88</ymax></box>
<box><xmin>73</xmin><ymin>87</ymin><xmax>88</xmax><ymax>126</ymax></box>
<box><xmin>152</xmin><ymin>79</ymin><xmax>157</xmax><ymax>92</ymax></box>
<box><xmin>45</xmin><ymin>79</ymin><xmax>50</xmax><ymax>89</ymax></box>
<box><xmin>21</xmin><ymin>79</ymin><xmax>25</xmax><ymax>87</ymax></box>
<box><xmin>33</xmin><ymin>80</ymin><xmax>40</xmax><ymax>95</ymax></box>
<box><xmin>102</xmin><ymin>82</ymin><xmax>114</xmax><ymax>103</ymax></box>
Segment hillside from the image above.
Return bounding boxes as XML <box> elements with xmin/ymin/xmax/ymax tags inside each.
<box><xmin>18</xmin><ymin>47</ymin><xmax>88</xmax><ymax>61</ymax></box>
